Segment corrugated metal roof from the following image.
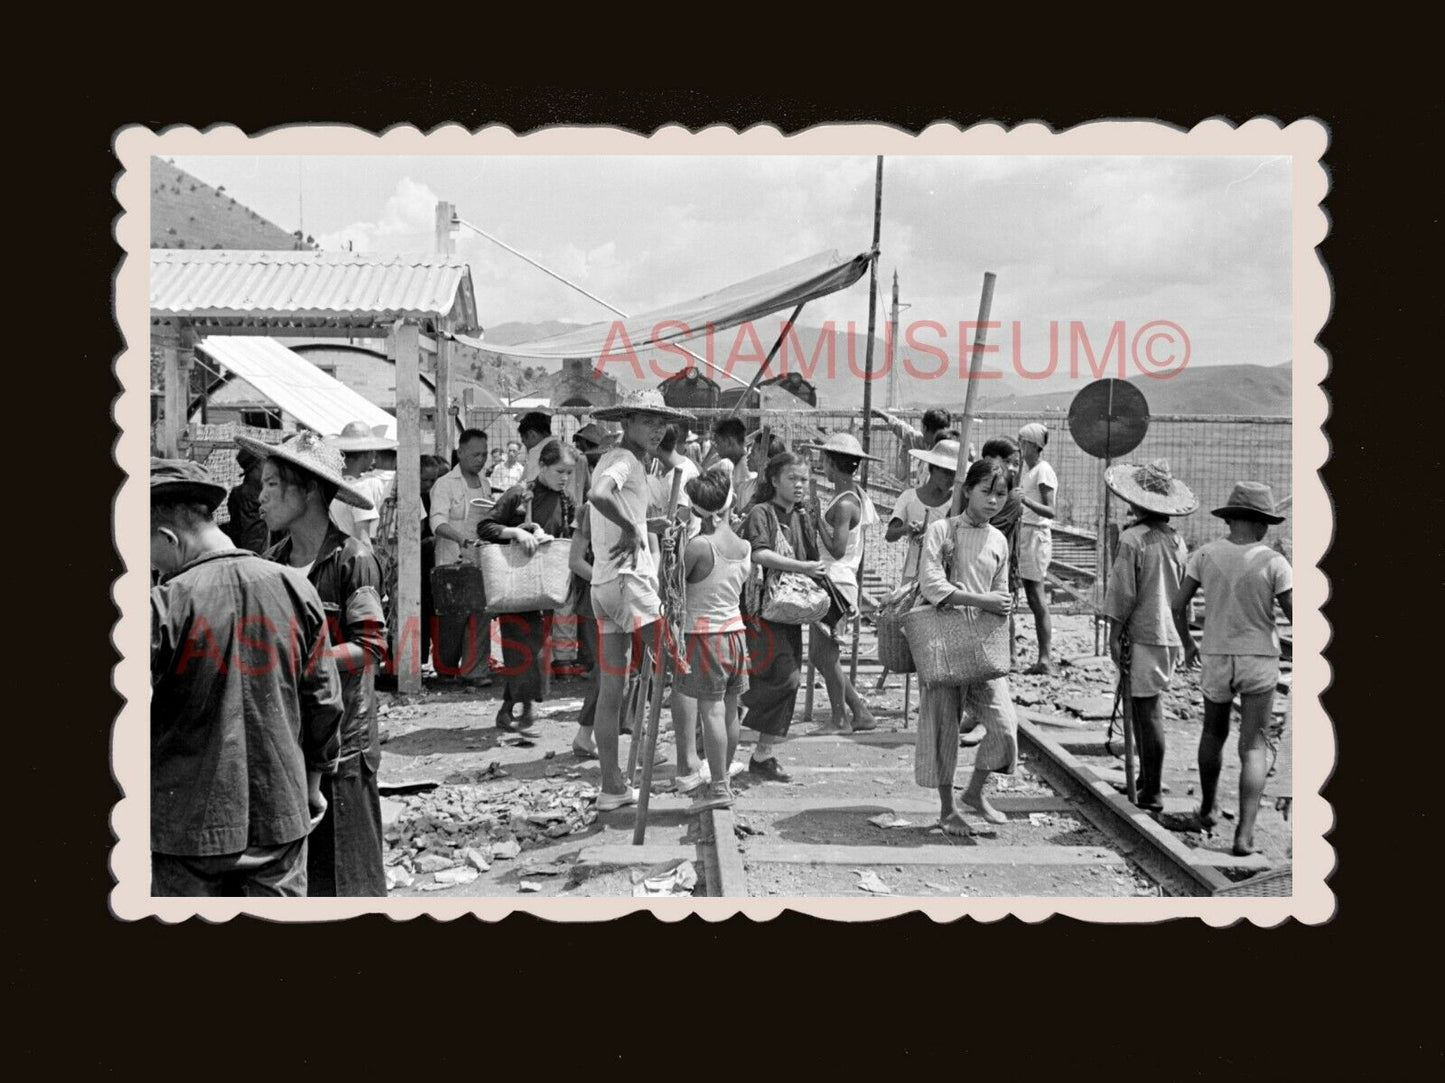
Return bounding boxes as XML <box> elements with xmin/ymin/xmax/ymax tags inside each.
<box><xmin>194</xmin><ymin>336</ymin><xmax>398</xmax><ymax>439</ymax></box>
<box><xmin>151</xmin><ymin>250</ymin><xmax>479</xmax><ymax>330</ymax></box>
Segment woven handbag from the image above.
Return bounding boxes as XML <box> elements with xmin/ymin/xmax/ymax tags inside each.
<box><xmin>903</xmin><ymin>604</ymin><xmax>1010</xmax><ymax>686</ymax></box>
<box><xmin>758</xmin><ymin>510</ymin><xmax>829</xmax><ymax>625</ymax></box>
<box><xmin>876</xmin><ymin>581</ymin><xmax>920</xmax><ymax>673</ymax></box>
<box><xmin>477</xmin><ymin>488</ymin><xmax>573</xmax><ymax>613</ymax></box>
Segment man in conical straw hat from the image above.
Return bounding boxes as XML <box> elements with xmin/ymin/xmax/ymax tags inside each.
<box><xmin>329</xmin><ymin>421</ymin><xmax>396</xmax><ymax>545</ymax></box>
<box><xmin>1173</xmin><ymin>481</ymin><xmax>1292</xmax><ymax>856</ymax></box>
<box><xmin>240</xmin><ymin>430</ymin><xmax>389</xmax><ymax>896</ymax></box>
<box><xmin>797</xmin><ymin>432</ymin><xmax>883</xmax><ymax>734</ymax></box>
<box><xmin>583</xmin><ymin>389</ymin><xmax>693</xmax><ymax>811</ymax></box>
<box><xmin>1101</xmin><ymin>459</ymin><xmax>1197</xmax><ymax>814</ymax></box>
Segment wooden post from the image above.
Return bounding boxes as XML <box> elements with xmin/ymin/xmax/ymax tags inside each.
<box><xmin>394</xmin><ymin>321</ymin><xmax>423</xmax><ymax>694</ymax></box>
<box><xmin>632</xmin><ymin>470</ymin><xmax>686</xmax><ymax>844</ymax></box>
<box><xmin>950</xmin><ymin>273</ymin><xmax>999</xmax><ymax>515</ymax></box>
<box><xmin>158</xmin><ymin>321</ymin><xmax>183</xmax><ymax>457</ymax></box>
<box><xmin>434</xmin><ymin>202</ymin><xmax>456</xmax><ymax>460</ymax></box>
<box><xmin>859</xmin><ymin>155</ymin><xmax>884</xmax><ymax>468</ymax></box>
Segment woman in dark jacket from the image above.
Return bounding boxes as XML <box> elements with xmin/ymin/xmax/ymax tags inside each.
<box><xmin>477</xmin><ymin>440</ymin><xmax>578</xmax><ymax>730</ymax></box>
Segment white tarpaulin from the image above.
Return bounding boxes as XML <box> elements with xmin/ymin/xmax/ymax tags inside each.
<box><xmin>195</xmin><ymin>336</ymin><xmax>397</xmax><ymax>438</ymax></box>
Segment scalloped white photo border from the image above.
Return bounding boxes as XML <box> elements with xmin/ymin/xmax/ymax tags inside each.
<box><xmin>111</xmin><ymin>119</ymin><xmax>1332</xmax><ymax>924</ymax></box>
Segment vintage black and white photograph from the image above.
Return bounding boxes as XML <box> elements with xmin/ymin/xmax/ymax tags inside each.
<box><xmin>115</xmin><ymin>122</ymin><xmax>1330</xmax><ymax>919</ymax></box>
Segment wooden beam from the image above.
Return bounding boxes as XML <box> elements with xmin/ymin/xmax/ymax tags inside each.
<box><xmin>394</xmin><ymin>322</ymin><xmax>423</xmax><ymax>694</ymax></box>
<box><xmin>160</xmin><ymin>337</ymin><xmax>182</xmax><ymax>457</ymax></box>
<box><xmin>434</xmin><ymin>327</ymin><xmax>451</xmax><ymax>459</ymax></box>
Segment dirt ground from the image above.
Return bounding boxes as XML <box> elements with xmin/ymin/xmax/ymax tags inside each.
<box><xmin>375</xmin><ymin>612</ymin><xmax>1290</xmax><ymax>897</ymax></box>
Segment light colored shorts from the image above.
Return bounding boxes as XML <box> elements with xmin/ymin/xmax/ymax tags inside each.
<box><xmin>1201</xmin><ymin>653</ymin><xmax>1279</xmax><ymax>704</ymax></box>
<box><xmin>1128</xmin><ymin>642</ymin><xmax>1184</xmax><ymax>698</ymax></box>
<box><xmin>1018</xmin><ymin>524</ymin><xmax>1052</xmax><ymax>583</ymax></box>
<box><xmin>591</xmin><ymin>572</ymin><xmax>662</xmax><ymax>636</ymax></box>
<box><xmin>676</xmin><ymin>630</ymin><xmax>750</xmax><ymax>701</ymax></box>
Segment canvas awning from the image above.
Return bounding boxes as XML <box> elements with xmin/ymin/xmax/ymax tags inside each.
<box><xmin>194</xmin><ymin>336</ymin><xmax>398</xmax><ymax>438</ymax></box>
<box><xmin>480</xmin><ymin>250</ymin><xmax>871</xmax><ymax>361</ymax></box>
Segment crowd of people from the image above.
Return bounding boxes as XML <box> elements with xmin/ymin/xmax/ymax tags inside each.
<box><xmin>150</xmin><ymin>397</ymin><xmax>1293</xmax><ymax>896</ymax></box>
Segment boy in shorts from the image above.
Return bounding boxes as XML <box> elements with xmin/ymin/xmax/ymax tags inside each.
<box><xmin>1174</xmin><ymin>482</ymin><xmax>1292</xmax><ymax>856</ymax></box>
<box><xmin>586</xmin><ymin>390</ymin><xmax>693</xmax><ymax>811</ymax></box>
<box><xmin>1102</xmin><ymin>460</ymin><xmax>1198</xmax><ymax>812</ymax></box>
<box><xmin>1017</xmin><ymin>422</ymin><xmax>1059</xmax><ymax>674</ymax></box>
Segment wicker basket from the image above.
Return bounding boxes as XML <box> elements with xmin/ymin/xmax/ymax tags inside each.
<box><xmin>876</xmin><ymin>583</ymin><xmax>919</xmax><ymax>674</ymax></box>
<box><xmin>903</xmin><ymin>604</ymin><xmax>1010</xmax><ymax>687</ymax></box>
<box><xmin>479</xmin><ymin>539</ymin><xmax>572</xmax><ymax>613</ymax></box>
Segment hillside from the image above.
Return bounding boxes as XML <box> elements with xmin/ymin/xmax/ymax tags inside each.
<box><xmin>151</xmin><ymin>158</ymin><xmax>315</xmax><ymax>251</ymax></box>
<box><xmin>976</xmin><ymin>362</ymin><xmax>1292</xmax><ymax>416</ymax></box>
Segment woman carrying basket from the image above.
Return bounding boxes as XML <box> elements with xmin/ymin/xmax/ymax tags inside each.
<box><xmin>476</xmin><ymin>440</ymin><xmax>579</xmax><ymax>731</ymax></box>
<box><xmin>914</xmin><ymin>457</ymin><xmax>1021</xmax><ymax>836</ymax></box>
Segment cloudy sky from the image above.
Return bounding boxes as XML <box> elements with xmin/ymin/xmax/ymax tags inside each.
<box><xmin>168</xmin><ymin>154</ymin><xmax>1292</xmax><ymax>386</ymax></box>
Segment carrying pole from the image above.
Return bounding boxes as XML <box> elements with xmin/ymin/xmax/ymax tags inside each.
<box><xmin>633</xmin><ymin>470</ymin><xmax>687</xmax><ymax>844</ymax></box>
<box><xmin>950</xmin><ymin>273</ymin><xmax>999</xmax><ymax>515</ymax></box>
<box><xmin>802</xmin><ymin>477</ymin><xmax>819</xmax><ymax>724</ymax></box>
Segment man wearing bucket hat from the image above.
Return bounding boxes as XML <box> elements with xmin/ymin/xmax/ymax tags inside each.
<box><xmin>573</xmin><ymin>422</ymin><xmax>616</xmax><ymax>469</ymax></box>
<box><xmin>243</xmin><ymin>431</ymin><xmax>390</xmax><ymax>896</ymax></box>
<box><xmin>1102</xmin><ymin>459</ymin><xmax>1198</xmax><ymax>813</ymax></box>
<box><xmin>329</xmin><ymin>421</ymin><xmax>396</xmax><ymax>545</ymax></box>
<box><xmin>150</xmin><ymin>458</ymin><xmax>343</xmax><ymax>896</ymax></box>
<box><xmin>1016</xmin><ymin>422</ymin><xmax>1059</xmax><ymax>675</ymax></box>
<box><xmin>798</xmin><ymin>432</ymin><xmax>883</xmax><ymax>733</ymax></box>
<box><xmin>1174</xmin><ymin>481</ymin><xmax>1292</xmax><ymax>856</ymax></box>
<box><xmin>586</xmin><ymin>388</ymin><xmax>693</xmax><ymax>811</ymax></box>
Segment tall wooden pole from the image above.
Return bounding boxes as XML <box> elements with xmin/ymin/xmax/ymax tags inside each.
<box><xmin>950</xmin><ymin>273</ymin><xmax>999</xmax><ymax>516</ymax></box>
<box><xmin>434</xmin><ymin>202</ymin><xmax>456</xmax><ymax>459</ymax></box>
<box><xmin>859</xmin><ymin>156</ymin><xmax>884</xmax><ymax>479</ymax></box>
<box><xmin>887</xmin><ymin>270</ymin><xmax>900</xmax><ymax>410</ymax></box>
<box><xmin>395</xmin><ymin>321</ymin><xmax>423</xmax><ymax>694</ymax></box>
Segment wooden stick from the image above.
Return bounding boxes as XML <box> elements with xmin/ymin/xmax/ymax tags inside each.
<box><xmin>950</xmin><ymin>273</ymin><xmax>999</xmax><ymax>516</ymax></box>
<box><xmin>902</xmin><ymin>672</ymin><xmax>912</xmax><ymax>729</ymax></box>
<box><xmin>802</xmin><ymin>477</ymin><xmax>819</xmax><ymax>724</ymax></box>
<box><xmin>848</xmin><ymin>531</ymin><xmax>865</xmax><ymax>683</ymax></box>
<box><xmin>632</xmin><ymin>470</ymin><xmax>686</xmax><ymax>844</ymax></box>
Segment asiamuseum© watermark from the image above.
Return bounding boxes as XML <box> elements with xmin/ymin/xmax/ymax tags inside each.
<box><xmin>586</xmin><ymin>317</ymin><xmax>1191</xmax><ymax>383</ymax></box>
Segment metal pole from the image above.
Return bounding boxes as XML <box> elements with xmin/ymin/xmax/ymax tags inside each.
<box><xmin>950</xmin><ymin>273</ymin><xmax>999</xmax><ymax>515</ymax></box>
<box><xmin>723</xmin><ymin>304</ymin><xmax>807</xmax><ymax>420</ymax></box>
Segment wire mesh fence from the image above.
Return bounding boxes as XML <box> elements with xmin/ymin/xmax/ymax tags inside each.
<box><xmin>168</xmin><ymin>408</ymin><xmax>1291</xmax><ymax>592</ymax></box>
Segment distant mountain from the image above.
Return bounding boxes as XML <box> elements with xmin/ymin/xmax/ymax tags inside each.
<box><xmin>977</xmin><ymin>362</ymin><xmax>1292</xmax><ymax>416</ymax></box>
<box><xmin>151</xmin><ymin>158</ymin><xmax>314</xmax><ymax>252</ymax></box>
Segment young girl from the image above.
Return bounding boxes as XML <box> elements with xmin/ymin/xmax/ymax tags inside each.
<box><xmin>675</xmin><ymin>472</ymin><xmax>752</xmax><ymax>811</ymax></box>
<box><xmin>808</xmin><ymin>437</ymin><xmax>882</xmax><ymax>733</ymax></box>
<box><xmin>477</xmin><ymin>440</ymin><xmax>578</xmax><ymax>731</ymax></box>
<box><xmin>740</xmin><ymin>451</ymin><xmax>828</xmax><ymax>782</ymax></box>
<box><xmin>914</xmin><ymin>457</ymin><xmax>1020</xmax><ymax>836</ymax></box>
<box><xmin>887</xmin><ymin>438</ymin><xmax>962</xmax><ymax>581</ymax></box>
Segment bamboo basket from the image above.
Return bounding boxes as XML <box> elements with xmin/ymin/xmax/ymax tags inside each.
<box><xmin>903</xmin><ymin>605</ymin><xmax>1010</xmax><ymax>686</ymax></box>
<box><xmin>875</xmin><ymin>583</ymin><xmax>918</xmax><ymax>673</ymax></box>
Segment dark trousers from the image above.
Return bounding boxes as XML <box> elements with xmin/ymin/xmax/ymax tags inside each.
<box><xmin>740</xmin><ymin>617</ymin><xmax>803</xmax><ymax>738</ymax></box>
<box><xmin>152</xmin><ymin>838</ymin><xmax>307</xmax><ymax>897</ymax></box>
<box><xmin>307</xmin><ymin>767</ymin><xmax>386</xmax><ymax>897</ymax></box>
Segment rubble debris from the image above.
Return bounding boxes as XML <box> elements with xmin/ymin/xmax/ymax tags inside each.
<box><xmin>632</xmin><ymin>859</ymin><xmax>698</xmax><ymax>897</ymax></box>
<box><xmin>867</xmin><ymin>812</ymin><xmax>914</xmax><ymax>829</ymax></box>
<box><xmin>853</xmin><ymin>870</ymin><xmax>893</xmax><ymax>894</ymax></box>
<box><xmin>434</xmin><ymin>866</ymin><xmax>479</xmax><ymax>886</ymax></box>
<box><xmin>519</xmin><ymin>881</ymin><xmax>543</xmax><ymax>893</ymax></box>
<box><xmin>414</xmin><ymin>853</ymin><xmax>456</xmax><ymax>874</ymax></box>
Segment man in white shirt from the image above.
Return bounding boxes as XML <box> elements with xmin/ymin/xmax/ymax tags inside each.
<box><xmin>428</xmin><ymin>429</ymin><xmax>493</xmax><ymax>682</ymax></box>
<box><xmin>490</xmin><ymin>441</ymin><xmax>526</xmax><ymax>493</ymax></box>
<box><xmin>705</xmin><ymin>417</ymin><xmax>755</xmax><ymax>515</ymax></box>
<box><xmin>651</xmin><ymin>424</ymin><xmax>701</xmax><ymax>540</ymax></box>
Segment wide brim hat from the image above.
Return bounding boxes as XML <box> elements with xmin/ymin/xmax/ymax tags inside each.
<box><xmin>800</xmin><ymin>431</ymin><xmax>883</xmax><ymax>463</ymax></box>
<box><xmin>331</xmin><ymin>420</ymin><xmax>397</xmax><ymax>453</ymax></box>
<box><xmin>590</xmin><ymin>388</ymin><xmax>692</xmax><ymax>423</ymax></box>
<box><xmin>909</xmin><ymin>438</ymin><xmax>964</xmax><ymax>472</ymax></box>
<box><xmin>573</xmin><ymin>422</ymin><xmax>618</xmax><ymax>446</ymax></box>
<box><xmin>1106</xmin><ymin>459</ymin><xmax>1199</xmax><ymax>517</ymax></box>
<box><xmin>236</xmin><ymin>432</ymin><xmax>375</xmax><ymax>509</ymax></box>
<box><xmin>1210</xmin><ymin>480</ymin><xmax>1285</xmax><ymax>524</ymax></box>
<box><xmin>151</xmin><ymin>457</ymin><xmax>227</xmax><ymax>512</ymax></box>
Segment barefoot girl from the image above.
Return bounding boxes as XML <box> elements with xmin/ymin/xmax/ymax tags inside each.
<box><xmin>914</xmin><ymin>457</ymin><xmax>1020</xmax><ymax>835</ymax></box>
<box><xmin>675</xmin><ymin>472</ymin><xmax>752</xmax><ymax>811</ymax></box>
